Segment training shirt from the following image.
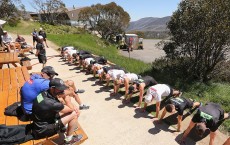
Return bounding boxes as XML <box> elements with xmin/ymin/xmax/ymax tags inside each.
<box><xmin>36</xmin><ymin>42</ymin><xmax>46</xmax><ymax>55</ymax></box>
<box><xmin>148</xmin><ymin>84</ymin><xmax>171</xmax><ymax>102</ymax></box>
<box><xmin>109</xmin><ymin>69</ymin><xmax>125</xmax><ymax>80</ymax></box>
<box><xmin>121</xmin><ymin>73</ymin><xmax>138</xmax><ymax>83</ymax></box>
<box><xmin>63</xmin><ymin>46</ymin><xmax>74</xmax><ymax>51</ymax></box>
<box><xmin>21</xmin><ymin>74</ymin><xmax>49</xmax><ymax>114</ymax></box>
<box><xmin>168</xmin><ymin>97</ymin><xmax>193</xmax><ymax>115</ymax></box>
<box><xmin>85</xmin><ymin>57</ymin><xmax>95</xmax><ymax>65</ymax></box>
<box><xmin>32</xmin><ymin>91</ymin><xmax>64</xmax><ymax>134</ymax></box>
<box><xmin>192</xmin><ymin>102</ymin><xmax>224</xmax><ymax>132</ymax></box>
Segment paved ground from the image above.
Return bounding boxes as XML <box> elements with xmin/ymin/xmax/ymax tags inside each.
<box><xmin>119</xmin><ymin>39</ymin><xmax>165</xmax><ymax>63</ymax></box>
<box><xmin>6</xmin><ymin>34</ymin><xmax>228</xmax><ymax>145</ymax></box>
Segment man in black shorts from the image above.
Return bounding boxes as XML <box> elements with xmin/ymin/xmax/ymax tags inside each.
<box><xmin>126</xmin><ymin>76</ymin><xmax>158</xmax><ymax>107</ymax></box>
<box><xmin>158</xmin><ymin>97</ymin><xmax>202</xmax><ymax>132</ymax></box>
<box><xmin>32</xmin><ymin>78</ymin><xmax>83</xmax><ymax>144</ymax></box>
<box><xmin>35</xmin><ymin>35</ymin><xmax>46</xmax><ymax>68</ymax></box>
<box><xmin>180</xmin><ymin>102</ymin><xmax>230</xmax><ymax>145</ymax></box>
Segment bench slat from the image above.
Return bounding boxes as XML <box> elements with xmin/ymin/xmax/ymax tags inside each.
<box><xmin>10</xmin><ymin>68</ymin><xmax>18</xmax><ymax>89</ymax></box>
<box><xmin>3</xmin><ymin>68</ymin><xmax>10</xmax><ymax>90</ymax></box>
<box><xmin>22</xmin><ymin>66</ymin><xmax>30</xmax><ymax>81</ymax></box>
<box><xmin>16</xmin><ymin>67</ymin><xmax>26</xmax><ymax>87</ymax></box>
<box><xmin>0</xmin><ymin>69</ymin><xmax>3</xmax><ymax>91</ymax></box>
<box><xmin>6</xmin><ymin>89</ymin><xmax>18</xmax><ymax>125</ymax></box>
<box><xmin>0</xmin><ymin>91</ymin><xmax>8</xmax><ymax>124</ymax></box>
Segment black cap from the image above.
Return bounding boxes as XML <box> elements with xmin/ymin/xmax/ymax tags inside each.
<box><xmin>195</xmin><ymin>123</ymin><xmax>206</xmax><ymax>137</ymax></box>
<box><xmin>102</xmin><ymin>66</ymin><xmax>109</xmax><ymax>73</ymax></box>
<box><xmin>41</xmin><ymin>66</ymin><xmax>58</xmax><ymax>76</ymax></box>
<box><xmin>49</xmin><ymin>78</ymin><xmax>68</xmax><ymax>91</ymax></box>
<box><xmin>128</xmin><ymin>86</ymin><xmax>135</xmax><ymax>94</ymax></box>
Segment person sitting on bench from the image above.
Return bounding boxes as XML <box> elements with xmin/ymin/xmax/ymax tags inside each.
<box><xmin>21</xmin><ymin>66</ymin><xmax>88</xmax><ymax>119</ymax></box>
<box><xmin>1</xmin><ymin>30</ymin><xmax>16</xmax><ymax>52</ymax></box>
<box><xmin>31</xmin><ymin>78</ymin><xmax>83</xmax><ymax>144</ymax></box>
<box><xmin>15</xmin><ymin>34</ymin><xmax>33</xmax><ymax>56</ymax></box>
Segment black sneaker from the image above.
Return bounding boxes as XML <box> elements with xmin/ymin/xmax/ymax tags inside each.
<box><xmin>79</xmin><ymin>104</ymin><xmax>90</xmax><ymax>110</ymax></box>
<box><xmin>75</xmin><ymin>89</ymin><xmax>85</xmax><ymax>94</ymax></box>
<box><xmin>64</xmin><ymin>134</ymin><xmax>83</xmax><ymax>145</ymax></box>
<box><xmin>18</xmin><ymin>54</ymin><xmax>25</xmax><ymax>57</ymax></box>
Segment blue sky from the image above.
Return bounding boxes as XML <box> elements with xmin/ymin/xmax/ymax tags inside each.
<box><xmin>21</xmin><ymin>0</ymin><xmax>181</xmax><ymax>21</ymax></box>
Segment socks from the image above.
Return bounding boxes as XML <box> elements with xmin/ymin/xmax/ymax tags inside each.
<box><xmin>65</xmin><ymin>135</ymin><xmax>73</xmax><ymax>141</ymax></box>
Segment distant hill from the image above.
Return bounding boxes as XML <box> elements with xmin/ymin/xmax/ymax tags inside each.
<box><xmin>126</xmin><ymin>16</ymin><xmax>171</xmax><ymax>39</ymax></box>
<box><xmin>126</xmin><ymin>16</ymin><xmax>171</xmax><ymax>32</ymax></box>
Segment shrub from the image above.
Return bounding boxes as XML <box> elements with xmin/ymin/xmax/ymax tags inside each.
<box><xmin>8</xmin><ymin>17</ymin><xmax>20</xmax><ymax>27</ymax></box>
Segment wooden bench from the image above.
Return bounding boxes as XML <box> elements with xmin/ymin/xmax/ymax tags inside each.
<box><xmin>0</xmin><ymin>66</ymin><xmax>88</xmax><ymax>145</ymax></box>
<box><xmin>22</xmin><ymin>60</ymin><xmax>32</xmax><ymax>70</ymax></box>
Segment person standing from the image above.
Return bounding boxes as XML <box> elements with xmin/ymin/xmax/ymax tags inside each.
<box><xmin>31</xmin><ymin>29</ymin><xmax>38</xmax><ymax>48</ymax></box>
<box><xmin>0</xmin><ymin>25</ymin><xmax>4</xmax><ymax>47</ymax></box>
<box><xmin>35</xmin><ymin>35</ymin><xmax>46</xmax><ymax>68</ymax></box>
<box><xmin>38</xmin><ymin>27</ymin><xmax>49</xmax><ymax>48</ymax></box>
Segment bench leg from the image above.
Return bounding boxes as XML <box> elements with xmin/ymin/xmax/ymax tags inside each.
<box><xmin>12</xmin><ymin>63</ymin><xmax>18</xmax><ymax>67</ymax></box>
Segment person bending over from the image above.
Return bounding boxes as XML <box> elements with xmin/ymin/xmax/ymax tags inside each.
<box><xmin>180</xmin><ymin>102</ymin><xmax>230</xmax><ymax>145</ymax></box>
<box><xmin>32</xmin><ymin>78</ymin><xmax>83</xmax><ymax>144</ymax></box>
<box><xmin>114</xmin><ymin>73</ymin><xmax>140</xmax><ymax>96</ymax></box>
<box><xmin>158</xmin><ymin>96</ymin><xmax>201</xmax><ymax>132</ymax></box>
<box><xmin>126</xmin><ymin>76</ymin><xmax>158</xmax><ymax>107</ymax></box>
<box><xmin>142</xmin><ymin>84</ymin><xmax>181</xmax><ymax>118</ymax></box>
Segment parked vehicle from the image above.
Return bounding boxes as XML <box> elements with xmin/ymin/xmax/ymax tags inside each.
<box><xmin>117</xmin><ymin>34</ymin><xmax>143</xmax><ymax>50</ymax></box>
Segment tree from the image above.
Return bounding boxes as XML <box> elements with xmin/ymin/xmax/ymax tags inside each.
<box><xmin>32</xmin><ymin>0</ymin><xmax>67</xmax><ymax>24</ymax></box>
<box><xmin>0</xmin><ymin>0</ymin><xmax>18</xmax><ymax>19</ymax></box>
<box><xmin>163</xmin><ymin>0</ymin><xmax>230</xmax><ymax>82</ymax></box>
<box><xmin>78</xmin><ymin>2</ymin><xmax>130</xmax><ymax>40</ymax></box>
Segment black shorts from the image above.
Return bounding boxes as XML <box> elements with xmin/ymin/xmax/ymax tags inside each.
<box><xmin>33</xmin><ymin>38</ymin><xmax>37</xmax><ymax>43</ymax></box>
<box><xmin>185</xmin><ymin>98</ymin><xmax>194</xmax><ymax>109</ymax></box>
<box><xmin>38</xmin><ymin>55</ymin><xmax>47</xmax><ymax>64</ymax></box>
<box><xmin>165</xmin><ymin>84</ymin><xmax>173</xmax><ymax>96</ymax></box>
<box><xmin>33</xmin><ymin>119</ymin><xmax>65</xmax><ymax>139</ymax></box>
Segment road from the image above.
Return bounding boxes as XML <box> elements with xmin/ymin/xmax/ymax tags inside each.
<box><xmin>119</xmin><ymin>39</ymin><xmax>166</xmax><ymax>63</ymax></box>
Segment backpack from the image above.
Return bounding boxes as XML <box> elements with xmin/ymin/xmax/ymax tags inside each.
<box><xmin>4</xmin><ymin>102</ymin><xmax>31</xmax><ymax>122</ymax></box>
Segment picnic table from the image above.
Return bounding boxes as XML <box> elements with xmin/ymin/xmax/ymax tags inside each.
<box><xmin>0</xmin><ymin>52</ymin><xmax>20</xmax><ymax>69</ymax></box>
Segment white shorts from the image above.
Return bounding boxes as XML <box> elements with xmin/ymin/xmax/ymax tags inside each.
<box><xmin>97</xmin><ymin>69</ymin><xmax>103</xmax><ymax>75</ymax></box>
<box><xmin>144</xmin><ymin>94</ymin><xmax>152</xmax><ymax>104</ymax></box>
<box><xmin>85</xmin><ymin>58</ymin><xmax>94</xmax><ymax>65</ymax></box>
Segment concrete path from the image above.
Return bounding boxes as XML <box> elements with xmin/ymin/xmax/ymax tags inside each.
<box><xmin>8</xmin><ymin>33</ymin><xmax>228</xmax><ymax>145</ymax></box>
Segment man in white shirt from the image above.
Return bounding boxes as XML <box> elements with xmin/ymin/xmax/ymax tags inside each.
<box><xmin>1</xmin><ymin>31</ymin><xmax>15</xmax><ymax>52</ymax></box>
<box><xmin>143</xmin><ymin>84</ymin><xmax>181</xmax><ymax>118</ymax></box>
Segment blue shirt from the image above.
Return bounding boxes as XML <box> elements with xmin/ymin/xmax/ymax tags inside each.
<box><xmin>21</xmin><ymin>74</ymin><xmax>50</xmax><ymax>114</ymax></box>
